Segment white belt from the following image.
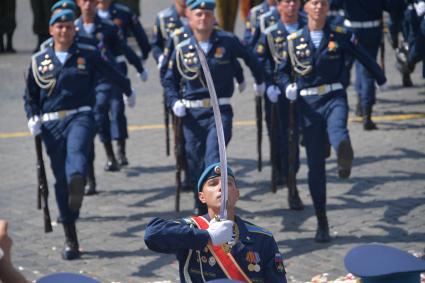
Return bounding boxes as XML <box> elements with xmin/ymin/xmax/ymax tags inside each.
<box><xmin>344</xmin><ymin>19</ymin><xmax>380</xmax><ymax>29</ymax></box>
<box><xmin>115</xmin><ymin>55</ymin><xmax>126</xmax><ymax>63</ymax></box>
<box><xmin>42</xmin><ymin>106</ymin><xmax>92</xmax><ymax>122</ymax></box>
<box><xmin>182</xmin><ymin>98</ymin><xmax>231</xmax><ymax>108</ymax></box>
<box><xmin>300</xmin><ymin>83</ymin><xmax>343</xmax><ymax>96</ymax></box>
<box><xmin>328</xmin><ymin>10</ymin><xmax>344</xmax><ymax>17</ymax></box>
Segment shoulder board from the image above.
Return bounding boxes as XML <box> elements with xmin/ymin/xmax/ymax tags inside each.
<box><xmin>332</xmin><ymin>25</ymin><xmax>347</xmax><ymax>34</ymax></box>
<box><xmin>32</xmin><ymin>49</ymin><xmax>47</xmax><ymax>62</ymax></box>
<box><xmin>114</xmin><ymin>3</ymin><xmax>131</xmax><ymax>12</ymax></box>
<box><xmin>215</xmin><ymin>29</ymin><xmax>234</xmax><ymax>38</ymax></box>
<box><xmin>100</xmin><ymin>18</ymin><xmax>115</xmax><ymax>27</ymax></box>
<box><xmin>264</xmin><ymin>23</ymin><xmax>278</xmax><ymax>35</ymax></box>
<box><xmin>250</xmin><ymin>4</ymin><xmax>263</xmax><ymax>15</ymax></box>
<box><xmin>244</xmin><ymin>222</ymin><xmax>273</xmax><ymax>237</ymax></box>
<box><xmin>260</xmin><ymin>9</ymin><xmax>274</xmax><ymax>19</ymax></box>
<box><xmin>158</xmin><ymin>7</ymin><xmax>173</xmax><ymax>18</ymax></box>
<box><xmin>181</xmin><ymin>218</ymin><xmax>195</xmax><ymax>225</ymax></box>
<box><xmin>77</xmin><ymin>43</ymin><xmax>97</xmax><ymax>51</ymax></box>
<box><xmin>287</xmin><ymin>29</ymin><xmax>302</xmax><ymax>41</ymax></box>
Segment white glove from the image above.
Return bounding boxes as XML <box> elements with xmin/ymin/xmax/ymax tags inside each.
<box><xmin>157</xmin><ymin>54</ymin><xmax>165</xmax><ymax>70</ymax></box>
<box><xmin>236</xmin><ymin>80</ymin><xmax>247</xmax><ymax>93</ymax></box>
<box><xmin>124</xmin><ymin>90</ymin><xmax>136</xmax><ymax>108</ymax></box>
<box><xmin>253</xmin><ymin>82</ymin><xmax>266</xmax><ymax>97</ymax></box>
<box><xmin>414</xmin><ymin>1</ymin><xmax>425</xmax><ymax>17</ymax></box>
<box><xmin>285</xmin><ymin>83</ymin><xmax>298</xmax><ymax>101</ymax></box>
<box><xmin>138</xmin><ymin>69</ymin><xmax>149</xmax><ymax>82</ymax></box>
<box><xmin>28</xmin><ymin>115</ymin><xmax>41</xmax><ymax>136</ymax></box>
<box><xmin>207</xmin><ymin>218</ymin><xmax>234</xmax><ymax>246</ymax></box>
<box><xmin>266</xmin><ymin>85</ymin><xmax>281</xmax><ymax>103</ymax></box>
<box><xmin>172</xmin><ymin>100</ymin><xmax>186</xmax><ymax>117</ymax></box>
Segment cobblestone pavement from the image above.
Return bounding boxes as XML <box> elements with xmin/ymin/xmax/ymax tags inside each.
<box><xmin>0</xmin><ymin>1</ymin><xmax>424</xmax><ymax>282</ymax></box>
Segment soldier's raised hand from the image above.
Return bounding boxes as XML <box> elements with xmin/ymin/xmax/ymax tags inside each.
<box><xmin>207</xmin><ymin>218</ymin><xmax>234</xmax><ymax>246</ymax></box>
<box><xmin>27</xmin><ymin>116</ymin><xmax>41</xmax><ymax>136</ymax></box>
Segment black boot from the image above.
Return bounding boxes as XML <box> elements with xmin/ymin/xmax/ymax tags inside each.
<box><xmin>116</xmin><ymin>139</ymin><xmax>129</xmax><ymax>166</ymax></box>
<box><xmin>363</xmin><ymin>105</ymin><xmax>378</xmax><ymax>130</ymax></box>
<box><xmin>85</xmin><ymin>163</ymin><xmax>97</xmax><ymax>196</ymax></box>
<box><xmin>315</xmin><ymin>210</ymin><xmax>331</xmax><ymax>243</ymax></box>
<box><xmin>287</xmin><ymin>179</ymin><xmax>304</xmax><ymax>211</ymax></box>
<box><xmin>68</xmin><ymin>174</ymin><xmax>85</xmax><ymax>212</ymax></box>
<box><xmin>6</xmin><ymin>32</ymin><xmax>16</xmax><ymax>53</ymax></box>
<box><xmin>355</xmin><ymin>100</ymin><xmax>363</xmax><ymax>117</ymax></box>
<box><xmin>0</xmin><ymin>33</ymin><xmax>5</xmax><ymax>53</ymax></box>
<box><xmin>337</xmin><ymin>139</ymin><xmax>353</xmax><ymax>179</ymax></box>
<box><xmin>103</xmin><ymin>142</ymin><xmax>120</xmax><ymax>171</ymax></box>
<box><xmin>402</xmin><ymin>73</ymin><xmax>413</xmax><ymax>87</ymax></box>
<box><xmin>62</xmin><ymin>222</ymin><xmax>80</xmax><ymax>260</ymax></box>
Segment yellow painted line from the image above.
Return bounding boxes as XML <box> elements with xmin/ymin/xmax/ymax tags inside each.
<box><xmin>1</xmin><ymin>113</ymin><xmax>425</xmax><ymax>139</ymax></box>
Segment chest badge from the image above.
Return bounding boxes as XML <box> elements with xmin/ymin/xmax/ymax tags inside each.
<box><xmin>214</xmin><ymin>47</ymin><xmax>225</xmax><ymax>59</ymax></box>
<box><xmin>246</xmin><ymin>251</ymin><xmax>261</xmax><ymax>272</ymax></box>
<box><xmin>77</xmin><ymin>57</ymin><xmax>86</xmax><ymax>70</ymax></box>
<box><xmin>328</xmin><ymin>40</ymin><xmax>338</xmax><ymax>52</ymax></box>
<box><xmin>113</xmin><ymin>18</ymin><xmax>123</xmax><ymax>27</ymax></box>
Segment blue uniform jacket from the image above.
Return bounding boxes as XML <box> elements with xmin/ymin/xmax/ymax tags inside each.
<box><xmin>279</xmin><ymin>24</ymin><xmax>386</xmax><ymax>91</ymax></box>
<box><xmin>107</xmin><ymin>3</ymin><xmax>151</xmax><ymax>60</ymax></box>
<box><xmin>256</xmin><ymin>16</ymin><xmax>306</xmax><ymax>87</ymax></box>
<box><xmin>404</xmin><ymin>5</ymin><xmax>425</xmax><ymax>64</ymax></box>
<box><xmin>243</xmin><ymin>1</ymin><xmax>274</xmax><ymax>46</ymax></box>
<box><xmin>24</xmin><ymin>41</ymin><xmax>132</xmax><ymax>119</ymax></box>
<box><xmin>75</xmin><ymin>15</ymin><xmax>145</xmax><ymax>74</ymax></box>
<box><xmin>144</xmin><ymin>215</ymin><xmax>287</xmax><ymax>283</ymax></box>
<box><xmin>247</xmin><ymin>8</ymin><xmax>279</xmax><ymax>50</ymax></box>
<box><xmin>160</xmin><ymin>25</ymin><xmax>245</xmax><ymax>86</ymax></box>
<box><xmin>163</xmin><ymin>29</ymin><xmax>264</xmax><ymax>108</ymax></box>
<box><xmin>335</xmin><ymin>0</ymin><xmax>393</xmax><ymax>21</ymax></box>
<box><xmin>151</xmin><ymin>4</ymin><xmax>184</xmax><ymax>63</ymax></box>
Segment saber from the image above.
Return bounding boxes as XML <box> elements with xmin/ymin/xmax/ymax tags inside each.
<box><xmin>194</xmin><ymin>42</ymin><xmax>228</xmax><ymax>220</ymax></box>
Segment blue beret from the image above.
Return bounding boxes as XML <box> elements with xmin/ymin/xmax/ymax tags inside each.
<box><xmin>188</xmin><ymin>0</ymin><xmax>215</xmax><ymax>10</ymax></box>
<box><xmin>197</xmin><ymin>162</ymin><xmax>234</xmax><ymax>192</ymax></box>
<box><xmin>37</xmin><ymin>272</ymin><xmax>101</xmax><ymax>283</ymax></box>
<box><xmin>51</xmin><ymin>0</ymin><xmax>77</xmax><ymax>13</ymax></box>
<box><xmin>49</xmin><ymin>10</ymin><xmax>75</xmax><ymax>26</ymax></box>
<box><xmin>345</xmin><ymin>244</ymin><xmax>425</xmax><ymax>283</ymax></box>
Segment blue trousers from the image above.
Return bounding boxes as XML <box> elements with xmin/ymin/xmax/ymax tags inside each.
<box><xmin>299</xmin><ymin>90</ymin><xmax>350</xmax><ymax>212</ymax></box>
<box><xmin>351</xmin><ymin>27</ymin><xmax>382</xmax><ymax>108</ymax></box>
<box><xmin>41</xmin><ymin>112</ymin><xmax>95</xmax><ymax>223</ymax></box>
<box><xmin>183</xmin><ymin>106</ymin><xmax>233</xmax><ymax>201</ymax></box>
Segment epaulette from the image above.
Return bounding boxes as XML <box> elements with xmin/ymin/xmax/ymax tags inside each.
<box><xmin>244</xmin><ymin>222</ymin><xmax>273</xmax><ymax>237</ymax></box>
<box><xmin>158</xmin><ymin>6</ymin><xmax>173</xmax><ymax>18</ymax></box>
<box><xmin>175</xmin><ymin>37</ymin><xmax>191</xmax><ymax>51</ymax></box>
<box><xmin>287</xmin><ymin>29</ymin><xmax>302</xmax><ymax>41</ymax></box>
<box><xmin>114</xmin><ymin>3</ymin><xmax>130</xmax><ymax>13</ymax></box>
<box><xmin>32</xmin><ymin>49</ymin><xmax>46</xmax><ymax>62</ymax></box>
<box><xmin>264</xmin><ymin>22</ymin><xmax>278</xmax><ymax>36</ymax></box>
<box><xmin>181</xmin><ymin>218</ymin><xmax>195</xmax><ymax>225</ymax></box>
<box><xmin>40</xmin><ymin>38</ymin><xmax>53</xmax><ymax>51</ymax></box>
<box><xmin>332</xmin><ymin>25</ymin><xmax>347</xmax><ymax>34</ymax></box>
<box><xmin>77</xmin><ymin>43</ymin><xmax>97</xmax><ymax>51</ymax></box>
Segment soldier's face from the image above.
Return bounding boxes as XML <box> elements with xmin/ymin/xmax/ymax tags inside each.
<box><xmin>50</xmin><ymin>21</ymin><xmax>76</xmax><ymax>45</ymax></box>
<box><xmin>77</xmin><ymin>0</ymin><xmax>98</xmax><ymax>17</ymax></box>
<box><xmin>304</xmin><ymin>0</ymin><xmax>329</xmax><ymax>21</ymax></box>
<box><xmin>278</xmin><ymin>0</ymin><xmax>301</xmax><ymax>18</ymax></box>
<box><xmin>189</xmin><ymin>9</ymin><xmax>215</xmax><ymax>33</ymax></box>
<box><xmin>199</xmin><ymin>176</ymin><xmax>240</xmax><ymax>210</ymax></box>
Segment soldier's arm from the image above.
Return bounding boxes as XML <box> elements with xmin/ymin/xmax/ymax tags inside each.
<box><xmin>91</xmin><ymin>49</ymin><xmax>132</xmax><ymax>96</ymax></box>
<box><xmin>255</xmin><ymin>32</ymin><xmax>275</xmax><ymax>85</ymax></box>
<box><xmin>23</xmin><ymin>66</ymin><xmax>41</xmax><ymax>119</ymax></box>
<box><xmin>113</xmin><ymin>24</ymin><xmax>145</xmax><ymax>73</ymax></box>
<box><xmin>343</xmin><ymin>32</ymin><xmax>387</xmax><ymax>85</ymax></box>
<box><xmin>144</xmin><ymin>217</ymin><xmax>210</xmax><ymax>254</ymax></box>
<box><xmin>162</xmin><ymin>50</ymin><xmax>182</xmax><ymax>107</ymax></box>
<box><xmin>150</xmin><ymin>16</ymin><xmax>164</xmax><ymax>63</ymax></box>
<box><xmin>159</xmin><ymin>37</ymin><xmax>175</xmax><ymax>85</ymax></box>
<box><xmin>263</xmin><ymin>236</ymin><xmax>288</xmax><ymax>283</ymax></box>
<box><xmin>232</xmin><ymin>36</ymin><xmax>265</xmax><ymax>84</ymax></box>
<box><xmin>128</xmin><ymin>12</ymin><xmax>151</xmax><ymax>60</ymax></box>
<box><xmin>243</xmin><ymin>12</ymin><xmax>253</xmax><ymax>45</ymax></box>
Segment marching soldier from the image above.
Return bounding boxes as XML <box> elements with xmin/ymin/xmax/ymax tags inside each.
<box><xmin>145</xmin><ymin>162</ymin><xmax>288</xmax><ymax>282</ymax></box>
<box><xmin>163</xmin><ymin>0</ymin><xmax>265</xmax><ymax>215</ymax></box>
<box><xmin>281</xmin><ymin>0</ymin><xmax>386</xmax><ymax>242</ymax></box>
<box><xmin>255</xmin><ymin>0</ymin><xmax>306</xmax><ymax>209</ymax></box>
<box><xmin>151</xmin><ymin>0</ymin><xmax>187</xmax><ymax>67</ymax></box>
<box><xmin>243</xmin><ymin>0</ymin><xmax>277</xmax><ymax>47</ymax></box>
<box><xmin>97</xmin><ymin>0</ymin><xmax>151</xmax><ymax>62</ymax></box>
<box><xmin>0</xmin><ymin>0</ymin><xmax>16</xmax><ymax>53</ymax></box>
<box><xmin>75</xmin><ymin>0</ymin><xmax>147</xmax><ymax>193</ymax></box>
<box><xmin>24</xmin><ymin>10</ymin><xmax>134</xmax><ymax>259</ymax></box>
